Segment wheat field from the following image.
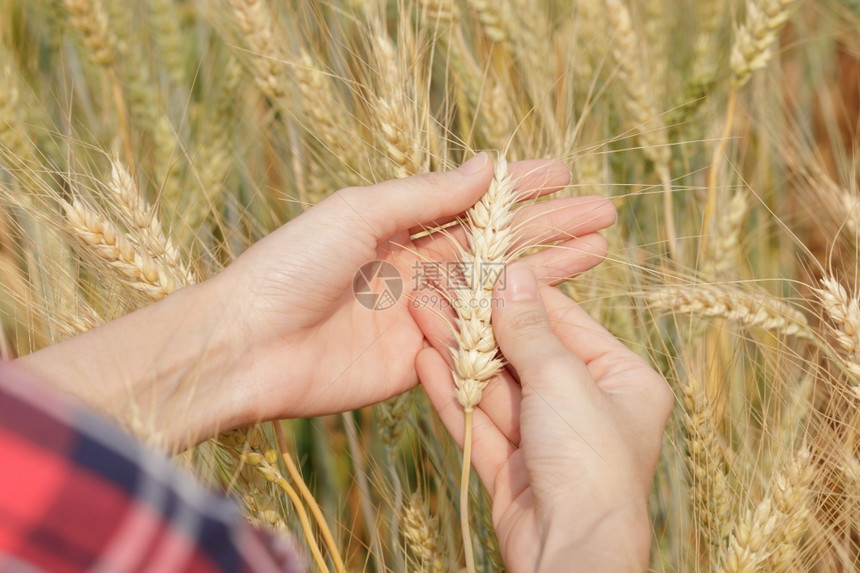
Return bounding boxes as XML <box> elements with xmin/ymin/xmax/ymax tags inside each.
<box><xmin>1</xmin><ymin>0</ymin><xmax>859</xmax><ymax>571</ymax></box>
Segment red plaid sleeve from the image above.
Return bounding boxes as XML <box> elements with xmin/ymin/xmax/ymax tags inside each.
<box><xmin>0</xmin><ymin>362</ymin><xmax>305</xmax><ymax>573</ymax></box>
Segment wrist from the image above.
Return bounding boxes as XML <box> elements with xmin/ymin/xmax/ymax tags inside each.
<box><xmin>538</xmin><ymin>498</ymin><xmax>650</xmax><ymax>572</ymax></box>
<box><xmin>16</xmin><ymin>276</ymin><xmax>256</xmax><ymax>452</ymax></box>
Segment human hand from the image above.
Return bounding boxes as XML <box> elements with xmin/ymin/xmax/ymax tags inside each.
<box><xmin>16</xmin><ymin>155</ymin><xmax>617</xmax><ymax>451</ymax></box>
<box><xmin>214</xmin><ymin>154</ymin><xmax>617</xmax><ymax>423</ymax></box>
<box><xmin>415</xmin><ymin>264</ymin><xmax>673</xmax><ymax>572</ymax></box>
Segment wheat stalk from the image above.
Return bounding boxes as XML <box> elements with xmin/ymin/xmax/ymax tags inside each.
<box><xmin>450</xmin><ymin>155</ymin><xmax>517</xmax><ymax>573</ymax></box>
<box><xmin>646</xmin><ymin>284</ymin><xmax>812</xmax><ymax>339</ymax></box>
<box><xmin>731</xmin><ymin>0</ymin><xmax>800</xmax><ymax>89</ymax></box>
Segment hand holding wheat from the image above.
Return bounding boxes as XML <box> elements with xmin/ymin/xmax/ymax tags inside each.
<box><xmin>19</xmin><ymin>156</ymin><xmax>611</xmax><ymax>451</ymax></box>
<box><xmin>417</xmin><ymin>264</ymin><xmax>673</xmax><ymax>572</ymax></box>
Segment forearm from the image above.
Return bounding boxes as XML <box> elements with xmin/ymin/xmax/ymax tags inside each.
<box><xmin>15</xmin><ymin>277</ymin><xmax>253</xmax><ymax>451</ymax></box>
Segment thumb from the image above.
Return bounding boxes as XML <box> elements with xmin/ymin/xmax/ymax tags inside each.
<box><xmin>328</xmin><ymin>152</ymin><xmax>493</xmax><ymax>241</ymax></box>
<box><xmin>493</xmin><ymin>263</ymin><xmax>591</xmax><ymax>395</ymax></box>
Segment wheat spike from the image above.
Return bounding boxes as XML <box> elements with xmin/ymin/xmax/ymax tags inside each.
<box><xmin>682</xmin><ymin>378</ymin><xmax>733</xmax><ymax>552</ymax></box>
<box><xmin>148</xmin><ymin>0</ymin><xmax>185</xmax><ymax>85</ymax></box>
<box><xmin>478</xmin><ymin>82</ymin><xmax>513</xmax><ymax>153</ymax></box>
<box><xmin>731</xmin><ymin>0</ymin><xmax>800</xmax><ymax>89</ymax></box>
<box><xmin>416</xmin><ymin>0</ymin><xmax>457</xmax><ymax>22</ymax></box>
<box><xmin>814</xmin><ymin>276</ymin><xmax>860</xmax><ymax>380</ymax></box>
<box><xmin>401</xmin><ymin>495</ymin><xmax>445</xmax><ymax>573</ymax></box>
<box><xmin>452</xmin><ymin>156</ymin><xmax>518</xmax><ymax>410</ymax></box>
<box><xmin>107</xmin><ymin>160</ymin><xmax>193</xmax><ymax>284</ymax></box>
<box><xmin>706</xmin><ymin>190</ymin><xmax>749</xmax><ymax>279</ymax></box>
<box><xmin>605</xmin><ymin>0</ymin><xmax>670</xmax><ymax>168</ymax></box>
<box><xmin>65</xmin><ymin>199</ymin><xmax>180</xmax><ymax>301</ymax></box>
<box><xmin>294</xmin><ymin>50</ymin><xmax>345</xmax><ymax>158</ymax></box>
<box><xmin>371</xmin><ymin>30</ymin><xmax>420</xmax><ymax>178</ymax></box>
<box><xmin>647</xmin><ymin>284</ymin><xmax>811</xmax><ymax>338</ymax></box>
<box><xmin>643</xmin><ymin>0</ymin><xmax>667</xmax><ymax>100</ymax></box>
<box><xmin>717</xmin><ymin>448</ymin><xmax>814</xmax><ymax>572</ymax></box>
<box><xmin>465</xmin><ymin>0</ymin><xmax>510</xmax><ymax>45</ymax></box>
<box><xmin>0</xmin><ymin>60</ymin><xmax>26</xmax><ymax>159</ymax></box>
<box><xmin>63</xmin><ymin>0</ymin><xmax>114</xmax><ymax>67</ymax></box>
<box><xmin>228</xmin><ymin>0</ymin><xmax>288</xmax><ymax>103</ymax></box>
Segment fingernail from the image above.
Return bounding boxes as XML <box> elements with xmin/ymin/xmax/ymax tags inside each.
<box><xmin>506</xmin><ymin>263</ymin><xmax>538</xmax><ymax>301</ymax></box>
<box><xmin>457</xmin><ymin>151</ymin><xmax>488</xmax><ymax>175</ymax></box>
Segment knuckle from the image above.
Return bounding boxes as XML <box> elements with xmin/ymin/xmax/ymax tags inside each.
<box><xmin>407</xmin><ymin>170</ymin><xmax>448</xmax><ymax>192</ymax></box>
<box><xmin>507</xmin><ymin>308</ymin><xmax>550</xmax><ymax>334</ymax></box>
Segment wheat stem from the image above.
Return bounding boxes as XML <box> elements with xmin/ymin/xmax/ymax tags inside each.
<box><xmin>273</xmin><ymin>422</ymin><xmax>346</xmax><ymax>573</ymax></box>
<box><xmin>342</xmin><ymin>411</ymin><xmax>386</xmax><ymax>572</ymax></box>
<box><xmin>701</xmin><ymin>89</ymin><xmax>737</xmax><ymax>262</ymax></box>
<box><xmin>461</xmin><ymin>408</ymin><xmax>476</xmax><ymax>573</ymax></box>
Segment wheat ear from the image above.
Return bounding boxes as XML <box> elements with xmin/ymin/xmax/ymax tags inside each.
<box><xmin>682</xmin><ymin>377</ymin><xmax>733</xmax><ymax>555</ymax></box>
<box><xmin>227</xmin><ymin>0</ymin><xmax>288</xmax><ymax>103</ymax></box>
<box><xmin>371</xmin><ymin>29</ymin><xmax>420</xmax><ymax>178</ymax></box>
<box><xmin>417</xmin><ymin>0</ymin><xmax>457</xmax><ymax>23</ymax></box>
<box><xmin>451</xmin><ymin>155</ymin><xmax>517</xmax><ymax>573</ymax></box>
<box><xmin>604</xmin><ymin>0</ymin><xmax>676</xmax><ymax>258</ymax></box>
<box><xmin>223</xmin><ymin>427</ymin><xmax>329</xmax><ymax>572</ymax></box>
<box><xmin>704</xmin><ymin>0</ymin><xmax>799</xmax><ymax>258</ymax></box>
<box><xmin>646</xmin><ymin>284</ymin><xmax>812</xmax><ymax>339</ymax></box>
<box><xmin>814</xmin><ymin>276</ymin><xmax>860</xmax><ymax>385</ymax></box>
<box><xmin>717</xmin><ymin>448</ymin><xmax>813</xmax><ymax>571</ymax></box>
<box><xmin>401</xmin><ymin>495</ymin><xmax>446</xmax><ymax>573</ymax></box>
<box><xmin>63</xmin><ymin>0</ymin><xmax>114</xmax><ymax>67</ymax></box>
<box><xmin>108</xmin><ymin>160</ymin><xmax>194</xmax><ymax>285</ymax></box>
<box><xmin>465</xmin><ymin>0</ymin><xmax>510</xmax><ymax>45</ymax></box>
<box><xmin>0</xmin><ymin>59</ymin><xmax>29</xmax><ymax>164</ymax></box>
<box><xmin>148</xmin><ymin>0</ymin><xmax>185</xmax><ymax>85</ymax></box>
<box><xmin>64</xmin><ymin>199</ymin><xmax>181</xmax><ymax>301</ymax></box>
<box><xmin>731</xmin><ymin>0</ymin><xmax>800</xmax><ymax>90</ymax></box>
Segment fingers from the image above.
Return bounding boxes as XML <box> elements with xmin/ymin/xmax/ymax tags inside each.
<box><xmin>492</xmin><ymin>263</ymin><xmax>596</xmax><ymax>402</ymax></box>
<box><xmin>407</xmin><ymin>159</ymin><xmax>572</xmax><ymax>236</ymax></box>
<box><xmin>416</xmin><ymin>347</ymin><xmax>516</xmax><ymax>495</ymax></box>
<box><xmin>407</xmin><ymin>231</ymin><xmax>607</xmax><ymax>348</ymax></box>
<box><xmin>328</xmin><ymin>152</ymin><xmax>494</xmax><ymax>242</ymax></box>
<box><xmin>538</xmin><ymin>286</ymin><xmax>672</xmax><ymax>415</ymax></box>
<box><xmin>521</xmin><ymin>233</ymin><xmax>608</xmax><ymax>286</ymax></box>
<box><xmin>413</xmin><ymin>195</ymin><xmax>616</xmax><ymax>261</ymax></box>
